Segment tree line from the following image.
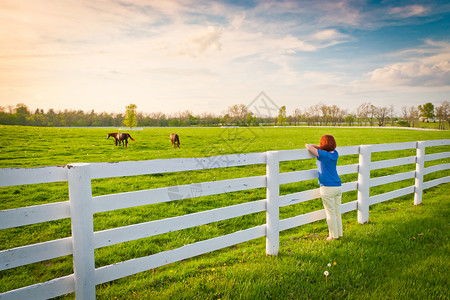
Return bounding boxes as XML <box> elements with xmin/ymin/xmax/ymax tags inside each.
<box><xmin>1</xmin><ymin>101</ymin><xmax>448</xmax><ymax>129</ymax></box>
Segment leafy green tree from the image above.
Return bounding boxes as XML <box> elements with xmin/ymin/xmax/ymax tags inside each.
<box><xmin>14</xmin><ymin>103</ymin><xmax>30</xmax><ymax>125</ymax></box>
<box><xmin>246</xmin><ymin>112</ymin><xmax>259</xmax><ymax>126</ymax></box>
<box><xmin>123</xmin><ymin>104</ymin><xmax>137</xmax><ymax>128</ymax></box>
<box><xmin>345</xmin><ymin>114</ymin><xmax>355</xmax><ymax>126</ymax></box>
<box><xmin>277</xmin><ymin>105</ymin><xmax>287</xmax><ymax>126</ymax></box>
<box><xmin>418</xmin><ymin>102</ymin><xmax>435</xmax><ymax>122</ymax></box>
<box><xmin>189</xmin><ymin>115</ymin><xmax>199</xmax><ymax>125</ymax></box>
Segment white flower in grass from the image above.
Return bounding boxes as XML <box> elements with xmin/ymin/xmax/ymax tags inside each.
<box><xmin>324</xmin><ymin>271</ymin><xmax>329</xmax><ymax>276</ymax></box>
<box><xmin>327</xmin><ymin>263</ymin><xmax>331</xmax><ymax>267</ymax></box>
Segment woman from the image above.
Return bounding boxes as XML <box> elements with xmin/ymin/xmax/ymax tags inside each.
<box><xmin>306</xmin><ymin>135</ymin><xmax>342</xmax><ymax>241</ymax></box>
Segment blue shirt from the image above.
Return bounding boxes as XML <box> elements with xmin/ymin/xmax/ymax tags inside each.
<box><xmin>316</xmin><ymin>149</ymin><xmax>341</xmax><ymax>187</ymax></box>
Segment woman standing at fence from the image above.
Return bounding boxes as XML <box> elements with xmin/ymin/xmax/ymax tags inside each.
<box><xmin>306</xmin><ymin>135</ymin><xmax>342</xmax><ymax>241</ymax></box>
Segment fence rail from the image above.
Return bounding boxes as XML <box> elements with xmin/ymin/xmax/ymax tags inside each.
<box><xmin>1</xmin><ymin>140</ymin><xmax>449</xmax><ymax>299</ymax></box>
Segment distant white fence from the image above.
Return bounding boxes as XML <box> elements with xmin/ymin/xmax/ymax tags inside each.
<box><xmin>0</xmin><ymin>140</ymin><xmax>449</xmax><ymax>299</ymax></box>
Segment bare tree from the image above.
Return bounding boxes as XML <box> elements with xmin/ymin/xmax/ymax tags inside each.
<box><xmin>312</xmin><ymin>104</ymin><xmax>321</xmax><ymax>125</ymax></box>
<box><xmin>409</xmin><ymin>106</ymin><xmax>419</xmax><ymax>127</ymax></box>
<box><xmin>374</xmin><ymin>106</ymin><xmax>389</xmax><ymax>127</ymax></box>
<box><xmin>401</xmin><ymin>106</ymin><xmax>409</xmax><ymax>126</ymax></box>
<box><xmin>337</xmin><ymin>108</ymin><xmax>347</xmax><ymax>126</ymax></box>
<box><xmin>389</xmin><ymin>104</ymin><xmax>396</xmax><ymax>126</ymax></box>
<box><xmin>304</xmin><ymin>104</ymin><xmax>320</xmax><ymax>126</ymax></box>
<box><xmin>367</xmin><ymin>103</ymin><xmax>376</xmax><ymax>126</ymax></box>
<box><xmin>304</xmin><ymin>106</ymin><xmax>313</xmax><ymax>125</ymax></box>
<box><xmin>402</xmin><ymin>106</ymin><xmax>419</xmax><ymax>127</ymax></box>
<box><xmin>435</xmin><ymin>101</ymin><xmax>449</xmax><ymax>130</ymax></box>
<box><xmin>293</xmin><ymin>108</ymin><xmax>302</xmax><ymax>125</ymax></box>
<box><xmin>228</xmin><ymin>104</ymin><xmax>248</xmax><ymax>125</ymax></box>
<box><xmin>329</xmin><ymin>105</ymin><xmax>341</xmax><ymax>126</ymax></box>
<box><xmin>319</xmin><ymin>103</ymin><xmax>330</xmax><ymax>126</ymax></box>
<box><xmin>357</xmin><ymin>102</ymin><xmax>370</xmax><ymax>126</ymax></box>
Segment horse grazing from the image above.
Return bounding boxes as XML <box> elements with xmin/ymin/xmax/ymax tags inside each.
<box><xmin>107</xmin><ymin>132</ymin><xmax>135</xmax><ymax>147</ymax></box>
<box><xmin>170</xmin><ymin>133</ymin><xmax>180</xmax><ymax>148</ymax></box>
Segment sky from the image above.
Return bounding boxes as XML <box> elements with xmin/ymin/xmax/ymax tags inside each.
<box><xmin>1</xmin><ymin>0</ymin><xmax>449</xmax><ymax>116</ymax></box>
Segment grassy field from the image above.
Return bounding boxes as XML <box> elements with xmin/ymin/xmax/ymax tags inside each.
<box><xmin>0</xmin><ymin>125</ymin><xmax>449</xmax><ymax>299</ymax></box>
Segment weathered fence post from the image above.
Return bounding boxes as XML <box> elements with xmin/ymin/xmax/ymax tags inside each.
<box><xmin>67</xmin><ymin>163</ymin><xmax>96</xmax><ymax>299</ymax></box>
<box><xmin>266</xmin><ymin>151</ymin><xmax>279</xmax><ymax>256</ymax></box>
<box><xmin>414</xmin><ymin>141</ymin><xmax>425</xmax><ymax>205</ymax></box>
<box><xmin>357</xmin><ymin>145</ymin><xmax>371</xmax><ymax>224</ymax></box>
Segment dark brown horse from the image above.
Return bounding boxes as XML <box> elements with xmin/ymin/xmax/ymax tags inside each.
<box><xmin>107</xmin><ymin>132</ymin><xmax>135</xmax><ymax>147</ymax></box>
<box><xmin>170</xmin><ymin>133</ymin><xmax>180</xmax><ymax>148</ymax></box>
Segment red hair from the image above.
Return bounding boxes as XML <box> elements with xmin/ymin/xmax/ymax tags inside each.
<box><xmin>319</xmin><ymin>135</ymin><xmax>337</xmax><ymax>151</ymax></box>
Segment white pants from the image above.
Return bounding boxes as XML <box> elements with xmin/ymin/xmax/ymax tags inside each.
<box><xmin>320</xmin><ymin>186</ymin><xmax>343</xmax><ymax>239</ymax></box>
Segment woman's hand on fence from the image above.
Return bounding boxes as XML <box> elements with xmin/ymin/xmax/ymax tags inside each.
<box><xmin>305</xmin><ymin>144</ymin><xmax>319</xmax><ymax>157</ymax></box>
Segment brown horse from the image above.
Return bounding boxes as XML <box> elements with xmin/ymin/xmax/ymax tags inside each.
<box><xmin>107</xmin><ymin>132</ymin><xmax>135</xmax><ymax>147</ymax></box>
<box><xmin>170</xmin><ymin>133</ymin><xmax>180</xmax><ymax>148</ymax></box>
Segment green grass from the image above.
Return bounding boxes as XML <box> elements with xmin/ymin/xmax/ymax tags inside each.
<box><xmin>0</xmin><ymin>125</ymin><xmax>448</xmax><ymax>168</ymax></box>
<box><xmin>98</xmin><ymin>188</ymin><xmax>448</xmax><ymax>300</ymax></box>
<box><xmin>0</xmin><ymin>125</ymin><xmax>449</xmax><ymax>299</ymax></box>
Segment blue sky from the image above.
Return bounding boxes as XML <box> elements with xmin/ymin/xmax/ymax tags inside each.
<box><xmin>0</xmin><ymin>0</ymin><xmax>449</xmax><ymax>115</ymax></box>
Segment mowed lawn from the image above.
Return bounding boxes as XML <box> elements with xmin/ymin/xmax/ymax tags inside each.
<box><xmin>1</xmin><ymin>125</ymin><xmax>449</xmax><ymax>167</ymax></box>
<box><xmin>0</xmin><ymin>125</ymin><xmax>449</xmax><ymax>299</ymax></box>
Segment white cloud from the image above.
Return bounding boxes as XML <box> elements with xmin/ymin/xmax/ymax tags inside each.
<box><xmin>311</xmin><ymin>29</ymin><xmax>342</xmax><ymax>41</ymax></box>
<box><xmin>368</xmin><ymin>40</ymin><xmax>450</xmax><ymax>87</ymax></box>
<box><xmin>389</xmin><ymin>5</ymin><xmax>427</xmax><ymax>18</ymax></box>
<box><xmin>369</xmin><ymin>61</ymin><xmax>450</xmax><ymax>86</ymax></box>
<box><xmin>164</xmin><ymin>26</ymin><xmax>222</xmax><ymax>57</ymax></box>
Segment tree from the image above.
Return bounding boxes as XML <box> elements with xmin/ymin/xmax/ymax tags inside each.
<box><xmin>329</xmin><ymin>105</ymin><xmax>342</xmax><ymax>126</ymax></box>
<box><xmin>123</xmin><ymin>104</ymin><xmax>137</xmax><ymax>128</ymax></box>
<box><xmin>319</xmin><ymin>103</ymin><xmax>330</xmax><ymax>126</ymax></box>
<box><xmin>14</xmin><ymin>103</ymin><xmax>31</xmax><ymax>125</ymax></box>
<box><xmin>401</xmin><ymin>106</ymin><xmax>419</xmax><ymax>127</ymax></box>
<box><xmin>356</xmin><ymin>103</ymin><xmax>370</xmax><ymax>126</ymax></box>
<box><xmin>189</xmin><ymin>114</ymin><xmax>199</xmax><ymax>126</ymax></box>
<box><xmin>293</xmin><ymin>108</ymin><xmax>302</xmax><ymax>125</ymax></box>
<box><xmin>277</xmin><ymin>105</ymin><xmax>287</xmax><ymax>126</ymax></box>
<box><xmin>374</xmin><ymin>106</ymin><xmax>389</xmax><ymax>127</ymax></box>
<box><xmin>367</xmin><ymin>103</ymin><xmax>376</xmax><ymax>126</ymax></box>
<box><xmin>435</xmin><ymin>101</ymin><xmax>449</xmax><ymax>130</ymax></box>
<box><xmin>418</xmin><ymin>102</ymin><xmax>435</xmax><ymax>122</ymax></box>
<box><xmin>301</xmin><ymin>104</ymin><xmax>317</xmax><ymax>126</ymax></box>
<box><xmin>345</xmin><ymin>114</ymin><xmax>355</xmax><ymax>126</ymax></box>
<box><xmin>389</xmin><ymin>104</ymin><xmax>396</xmax><ymax>126</ymax></box>
<box><xmin>228</xmin><ymin>104</ymin><xmax>248</xmax><ymax>125</ymax></box>
<box><xmin>246</xmin><ymin>112</ymin><xmax>259</xmax><ymax>126</ymax></box>
<box><xmin>409</xmin><ymin>106</ymin><xmax>419</xmax><ymax>127</ymax></box>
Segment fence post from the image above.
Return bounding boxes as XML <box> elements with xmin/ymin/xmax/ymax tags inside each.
<box><xmin>266</xmin><ymin>151</ymin><xmax>279</xmax><ymax>256</ymax></box>
<box><xmin>67</xmin><ymin>163</ymin><xmax>96</xmax><ymax>299</ymax></box>
<box><xmin>414</xmin><ymin>141</ymin><xmax>425</xmax><ymax>205</ymax></box>
<box><xmin>357</xmin><ymin>145</ymin><xmax>371</xmax><ymax>224</ymax></box>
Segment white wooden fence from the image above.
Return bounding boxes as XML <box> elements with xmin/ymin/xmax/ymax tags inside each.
<box><xmin>0</xmin><ymin>140</ymin><xmax>449</xmax><ymax>299</ymax></box>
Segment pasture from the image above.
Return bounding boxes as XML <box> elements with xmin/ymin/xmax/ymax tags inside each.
<box><xmin>0</xmin><ymin>125</ymin><xmax>449</xmax><ymax>299</ymax></box>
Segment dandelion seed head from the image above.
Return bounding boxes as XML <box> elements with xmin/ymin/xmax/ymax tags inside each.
<box><xmin>324</xmin><ymin>271</ymin><xmax>329</xmax><ymax>276</ymax></box>
<box><xmin>328</xmin><ymin>263</ymin><xmax>331</xmax><ymax>267</ymax></box>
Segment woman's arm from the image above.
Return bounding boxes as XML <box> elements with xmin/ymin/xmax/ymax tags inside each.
<box><xmin>305</xmin><ymin>144</ymin><xmax>319</xmax><ymax>157</ymax></box>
